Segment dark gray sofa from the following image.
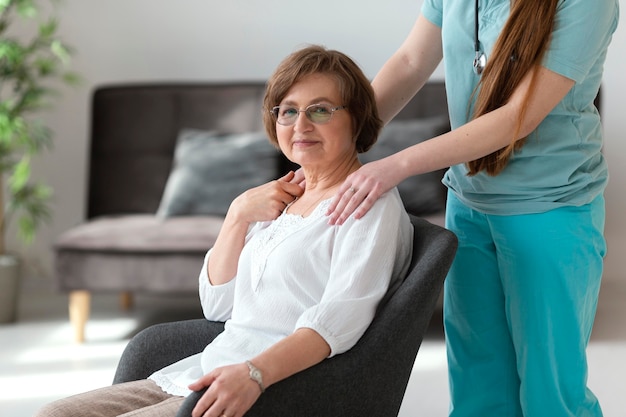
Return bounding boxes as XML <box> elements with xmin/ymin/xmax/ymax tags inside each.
<box><xmin>54</xmin><ymin>81</ymin><xmax>450</xmax><ymax>342</ymax></box>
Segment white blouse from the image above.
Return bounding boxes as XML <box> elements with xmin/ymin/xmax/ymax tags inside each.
<box><xmin>149</xmin><ymin>188</ymin><xmax>413</xmax><ymax>396</ymax></box>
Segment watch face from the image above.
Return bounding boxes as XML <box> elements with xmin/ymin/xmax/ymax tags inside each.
<box><xmin>251</xmin><ymin>369</ymin><xmax>262</xmax><ymax>380</ymax></box>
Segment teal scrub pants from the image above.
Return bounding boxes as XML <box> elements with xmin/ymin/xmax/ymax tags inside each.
<box><xmin>444</xmin><ymin>191</ymin><xmax>606</xmax><ymax>417</ymax></box>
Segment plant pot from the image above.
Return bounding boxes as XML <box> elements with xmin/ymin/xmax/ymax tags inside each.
<box><xmin>0</xmin><ymin>254</ymin><xmax>21</xmax><ymax>324</ymax></box>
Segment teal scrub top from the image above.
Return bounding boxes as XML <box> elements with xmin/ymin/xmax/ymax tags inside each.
<box><xmin>421</xmin><ymin>0</ymin><xmax>619</xmax><ymax>215</ymax></box>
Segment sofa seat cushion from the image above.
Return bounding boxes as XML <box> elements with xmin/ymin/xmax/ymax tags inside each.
<box><xmin>54</xmin><ymin>215</ymin><xmax>222</xmax><ymax>293</ymax></box>
<box><xmin>55</xmin><ymin>215</ymin><xmax>223</xmax><ymax>253</ymax></box>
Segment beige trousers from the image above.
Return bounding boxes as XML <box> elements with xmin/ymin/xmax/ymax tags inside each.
<box><xmin>33</xmin><ymin>380</ymin><xmax>185</xmax><ymax>417</ymax></box>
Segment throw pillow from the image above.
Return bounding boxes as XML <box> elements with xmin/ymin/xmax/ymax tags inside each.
<box><xmin>157</xmin><ymin>129</ymin><xmax>280</xmax><ymax>217</ymax></box>
<box><xmin>360</xmin><ymin>117</ymin><xmax>450</xmax><ymax>215</ymax></box>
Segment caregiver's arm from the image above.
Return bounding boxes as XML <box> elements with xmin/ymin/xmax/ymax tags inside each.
<box><xmin>327</xmin><ymin>66</ymin><xmax>575</xmax><ymax>225</ymax></box>
<box><xmin>372</xmin><ymin>14</ymin><xmax>443</xmax><ymax>124</ymax></box>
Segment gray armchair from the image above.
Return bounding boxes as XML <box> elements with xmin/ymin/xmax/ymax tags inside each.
<box><xmin>113</xmin><ymin>215</ymin><xmax>457</xmax><ymax>417</ymax></box>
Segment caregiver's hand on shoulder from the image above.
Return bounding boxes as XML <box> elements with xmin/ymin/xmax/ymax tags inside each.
<box><xmin>229</xmin><ymin>171</ymin><xmax>304</xmax><ymax>224</ymax></box>
<box><xmin>189</xmin><ymin>363</ymin><xmax>261</xmax><ymax>417</ymax></box>
<box><xmin>326</xmin><ymin>158</ymin><xmax>400</xmax><ymax>225</ymax></box>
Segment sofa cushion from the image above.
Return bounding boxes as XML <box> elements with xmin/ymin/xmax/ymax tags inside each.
<box><xmin>54</xmin><ymin>215</ymin><xmax>223</xmax><ymax>253</ymax></box>
<box><xmin>361</xmin><ymin>117</ymin><xmax>450</xmax><ymax>216</ymax></box>
<box><xmin>156</xmin><ymin>129</ymin><xmax>281</xmax><ymax>218</ymax></box>
<box><xmin>54</xmin><ymin>215</ymin><xmax>224</xmax><ymax>292</ymax></box>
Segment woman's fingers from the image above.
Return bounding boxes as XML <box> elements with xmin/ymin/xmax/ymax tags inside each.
<box><xmin>230</xmin><ymin>175</ymin><xmax>303</xmax><ymax>223</ymax></box>
<box><xmin>278</xmin><ymin>168</ymin><xmax>306</xmax><ymax>198</ymax></box>
<box><xmin>277</xmin><ymin>170</ymin><xmax>305</xmax><ymax>199</ymax></box>
<box><xmin>326</xmin><ymin>161</ymin><xmax>392</xmax><ymax>225</ymax></box>
<box><xmin>278</xmin><ymin>180</ymin><xmax>304</xmax><ymax>201</ymax></box>
<box><xmin>327</xmin><ymin>181</ymin><xmax>380</xmax><ymax>225</ymax></box>
<box><xmin>277</xmin><ymin>170</ymin><xmax>295</xmax><ymax>182</ymax></box>
<box><xmin>188</xmin><ymin>376</ymin><xmax>211</xmax><ymax>391</ymax></box>
<box><xmin>289</xmin><ymin>167</ymin><xmax>306</xmax><ymax>188</ymax></box>
<box><xmin>190</xmin><ymin>365</ymin><xmax>260</xmax><ymax>417</ymax></box>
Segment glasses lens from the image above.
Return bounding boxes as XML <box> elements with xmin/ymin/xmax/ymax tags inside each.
<box><xmin>272</xmin><ymin>106</ymin><xmax>297</xmax><ymax>125</ymax></box>
<box><xmin>305</xmin><ymin>105</ymin><xmax>332</xmax><ymax>124</ymax></box>
<box><xmin>272</xmin><ymin>104</ymin><xmax>337</xmax><ymax>125</ymax></box>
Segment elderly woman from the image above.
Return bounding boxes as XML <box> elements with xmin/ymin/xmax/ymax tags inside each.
<box><xmin>34</xmin><ymin>45</ymin><xmax>412</xmax><ymax>417</ymax></box>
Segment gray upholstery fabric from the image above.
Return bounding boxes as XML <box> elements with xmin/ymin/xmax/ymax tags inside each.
<box><xmin>157</xmin><ymin>130</ymin><xmax>280</xmax><ymax>217</ymax></box>
<box><xmin>54</xmin><ymin>215</ymin><xmax>223</xmax><ymax>292</ymax></box>
<box><xmin>112</xmin><ymin>215</ymin><xmax>458</xmax><ymax>416</ymax></box>
<box><xmin>113</xmin><ymin>319</ymin><xmax>225</xmax><ymax>383</ymax></box>
<box><xmin>87</xmin><ymin>84</ymin><xmax>269</xmax><ymax>218</ymax></box>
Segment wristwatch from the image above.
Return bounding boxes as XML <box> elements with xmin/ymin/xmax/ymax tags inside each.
<box><xmin>245</xmin><ymin>360</ymin><xmax>266</xmax><ymax>393</ymax></box>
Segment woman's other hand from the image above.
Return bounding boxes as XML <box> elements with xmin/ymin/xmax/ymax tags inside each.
<box><xmin>326</xmin><ymin>158</ymin><xmax>401</xmax><ymax>225</ymax></box>
<box><xmin>189</xmin><ymin>363</ymin><xmax>261</xmax><ymax>417</ymax></box>
<box><xmin>290</xmin><ymin>167</ymin><xmax>306</xmax><ymax>189</ymax></box>
<box><xmin>208</xmin><ymin>171</ymin><xmax>304</xmax><ymax>285</ymax></box>
<box><xmin>229</xmin><ymin>171</ymin><xmax>304</xmax><ymax>224</ymax></box>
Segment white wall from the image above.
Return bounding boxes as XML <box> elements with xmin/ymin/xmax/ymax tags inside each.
<box><xmin>19</xmin><ymin>0</ymin><xmax>625</xmax><ymax>285</ymax></box>
<box><xmin>598</xmin><ymin>0</ymin><xmax>626</xmax><ymax>284</ymax></box>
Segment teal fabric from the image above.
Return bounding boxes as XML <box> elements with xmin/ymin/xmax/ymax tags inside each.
<box><xmin>443</xmin><ymin>191</ymin><xmax>606</xmax><ymax>416</ymax></box>
<box><xmin>421</xmin><ymin>0</ymin><xmax>619</xmax><ymax>215</ymax></box>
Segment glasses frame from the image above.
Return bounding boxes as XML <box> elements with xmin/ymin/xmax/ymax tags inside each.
<box><xmin>270</xmin><ymin>103</ymin><xmax>347</xmax><ymax>126</ymax></box>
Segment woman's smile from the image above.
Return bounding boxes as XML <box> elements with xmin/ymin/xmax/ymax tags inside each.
<box><xmin>292</xmin><ymin>137</ymin><xmax>321</xmax><ymax>147</ymax></box>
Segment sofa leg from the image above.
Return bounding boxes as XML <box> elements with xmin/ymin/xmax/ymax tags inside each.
<box><xmin>120</xmin><ymin>291</ymin><xmax>133</xmax><ymax>310</ymax></box>
<box><xmin>69</xmin><ymin>290</ymin><xmax>91</xmax><ymax>343</ymax></box>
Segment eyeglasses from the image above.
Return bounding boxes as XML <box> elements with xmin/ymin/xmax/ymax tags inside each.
<box><xmin>270</xmin><ymin>104</ymin><xmax>347</xmax><ymax>126</ymax></box>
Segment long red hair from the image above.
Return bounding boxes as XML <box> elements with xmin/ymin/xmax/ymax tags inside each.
<box><xmin>467</xmin><ymin>0</ymin><xmax>559</xmax><ymax>176</ymax></box>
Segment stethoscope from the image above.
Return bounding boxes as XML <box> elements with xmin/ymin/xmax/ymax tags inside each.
<box><xmin>472</xmin><ymin>0</ymin><xmax>487</xmax><ymax>75</ymax></box>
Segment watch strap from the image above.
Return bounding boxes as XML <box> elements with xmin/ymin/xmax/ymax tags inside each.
<box><xmin>245</xmin><ymin>360</ymin><xmax>265</xmax><ymax>393</ymax></box>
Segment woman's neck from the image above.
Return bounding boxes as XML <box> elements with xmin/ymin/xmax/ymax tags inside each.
<box><xmin>302</xmin><ymin>157</ymin><xmax>361</xmax><ymax>193</ymax></box>
<box><xmin>285</xmin><ymin>157</ymin><xmax>361</xmax><ymax>217</ymax></box>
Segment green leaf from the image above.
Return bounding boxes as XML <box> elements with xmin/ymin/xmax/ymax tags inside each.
<box><xmin>62</xmin><ymin>71</ymin><xmax>81</xmax><ymax>85</ymax></box>
<box><xmin>13</xmin><ymin>182</ymin><xmax>52</xmax><ymax>244</ymax></box>
<box><xmin>35</xmin><ymin>57</ymin><xmax>56</xmax><ymax>76</ymax></box>
<box><xmin>0</xmin><ymin>0</ymin><xmax>77</xmax><ymax>249</ymax></box>
<box><xmin>0</xmin><ymin>0</ymin><xmax>11</xmax><ymax>12</ymax></box>
<box><xmin>50</xmin><ymin>39</ymin><xmax>69</xmax><ymax>65</ymax></box>
<box><xmin>18</xmin><ymin>216</ymin><xmax>35</xmax><ymax>243</ymax></box>
<box><xmin>9</xmin><ymin>156</ymin><xmax>31</xmax><ymax>192</ymax></box>
<box><xmin>16</xmin><ymin>0</ymin><xmax>37</xmax><ymax>18</ymax></box>
<box><xmin>39</xmin><ymin>18</ymin><xmax>58</xmax><ymax>38</ymax></box>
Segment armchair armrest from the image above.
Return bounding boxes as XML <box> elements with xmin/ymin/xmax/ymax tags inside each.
<box><xmin>112</xmin><ymin>319</ymin><xmax>225</xmax><ymax>384</ymax></box>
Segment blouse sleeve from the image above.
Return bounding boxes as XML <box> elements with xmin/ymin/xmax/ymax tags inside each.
<box><xmin>294</xmin><ymin>190</ymin><xmax>413</xmax><ymax>357</ymax></box>
<box><xmin>198</xmin><ymin>249</ymin><xmax>236</xmax><ymax>322</ymax></box>
<box><xmin>198</xmin><ymin>221</ymin><xmax>268</xmax><ymax>322</ymax></box>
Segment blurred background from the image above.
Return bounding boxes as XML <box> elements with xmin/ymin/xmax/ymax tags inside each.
<box><xmin>0</xmin><ymin>0</ymin><xmax>626</xmax><ymax>415</ymax></box>
<box><xmin>13</xmin><ymin>0</ymin><xmax>626</xmax><ymax>298</ymax></box>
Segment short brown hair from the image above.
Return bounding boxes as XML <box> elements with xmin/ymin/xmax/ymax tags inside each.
<box><xmin>263</xmin><ymin>45</ymin><xmax>382</xmax><ymax>153</ymax></box>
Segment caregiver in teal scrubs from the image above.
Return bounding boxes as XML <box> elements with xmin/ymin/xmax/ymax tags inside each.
<box><xmin>327</xmin><ymin>0</ymin><xmax>619</xmax><ymax>415</ymax></box>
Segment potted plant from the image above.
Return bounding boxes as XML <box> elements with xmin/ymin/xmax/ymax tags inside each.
<box><xmin>0</xmin><ymin>0</ymin><xmax>78</xmax><ymax>323</ymax></box>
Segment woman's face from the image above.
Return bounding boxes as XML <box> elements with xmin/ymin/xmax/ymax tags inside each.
<box><xmin>275</xmin><ymin>73</ymin><xmax>355</xmax><ymax>171</ymax></box>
